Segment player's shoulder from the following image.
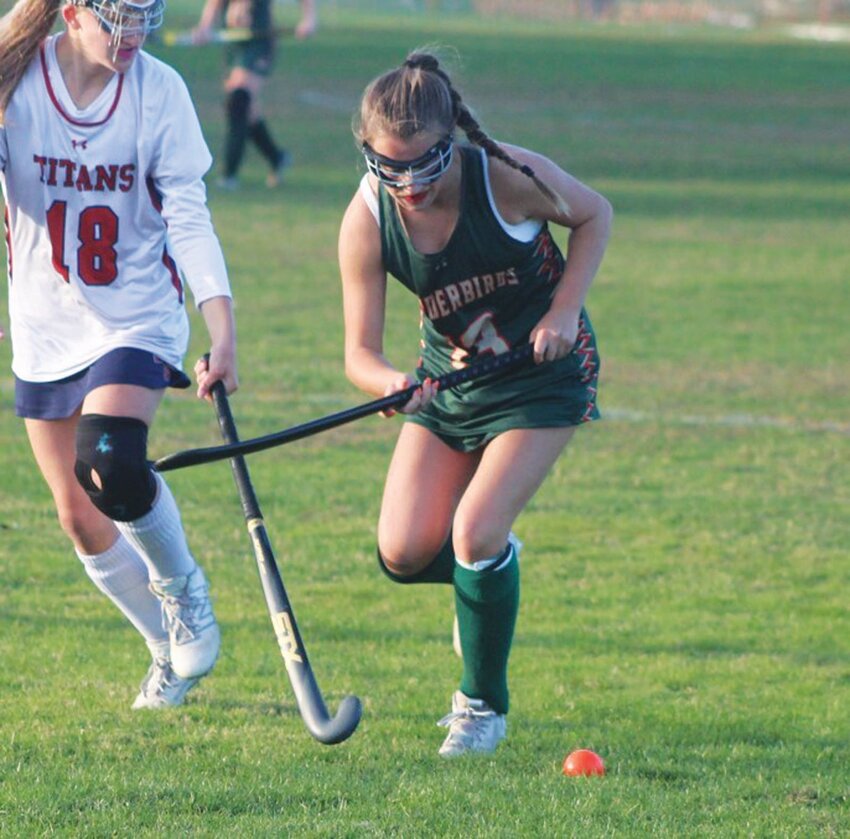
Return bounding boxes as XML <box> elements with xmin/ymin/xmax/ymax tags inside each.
<box><xmin>133</xmin><ymin>49</ymin><xmax>192</xmax><ymax>96</ymax></box>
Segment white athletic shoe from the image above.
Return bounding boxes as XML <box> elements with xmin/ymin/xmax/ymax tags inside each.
<box><xmin>150</xmin><ymin>566</ymin><xmax>220</xmax><ymax>679</ymax></box>
<box><xmin>437</xmin><ymin>691</ymin><xmax>507</xmax><ymax>758</ymax></box>
<box><xmin>131</xmin><ymin>656</ymin><xmax>199</xmax><ymax>709</ymax></box>
<box><xmin>452</xmin><ymin>531</ymin><xmax>523</xmax><ymax>659</ymax></box>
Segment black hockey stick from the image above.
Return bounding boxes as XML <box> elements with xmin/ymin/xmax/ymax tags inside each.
<box><xmin>154</xmin><ymin>344</ymin><xmax>534</xmax><ymax>473</ymax></box>
<box><xmin>210</xmin><ymin>380</ymin><xmax>362</xmax><ymax>745</ymax></box>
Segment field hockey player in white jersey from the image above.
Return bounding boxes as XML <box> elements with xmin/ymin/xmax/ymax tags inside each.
<box><xmin>0</xmin><ymin>0</ymin><xmax>238</xmax><ymax>709</ymax></box>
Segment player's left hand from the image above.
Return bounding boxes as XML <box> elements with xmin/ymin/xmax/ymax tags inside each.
<box><xmin>195</xmin><ymin>348</ymin><xmax>238</xmax><ymax>400</ymax></box>
<box><xmin>530</xmin><ymin>309</ymin><xmax>579</xmax><ymax>364</ymax></box>
<box><xmin>380</xmin><ymin>374</ymin><xmax>438</xmax><ymax>417</ymax></box>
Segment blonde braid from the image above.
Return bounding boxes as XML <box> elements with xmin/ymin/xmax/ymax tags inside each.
<box><xmin>0</xmin><ymin>0</ymin><xmax>62</xmax><ymax>124</ymax></box>
<box><xmin>455</xmin><ymin>97</ymin><xmax>569</xmax><ymax>216</ymax></box>
<box><xmin>406</xmin><ymin>51</ymin><xmax>570</xmax><ymax>217</ymax></box>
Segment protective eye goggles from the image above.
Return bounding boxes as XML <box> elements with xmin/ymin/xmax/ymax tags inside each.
<box><xmin>362</xmin><ymin>135</ymin><xmax>454</xmax><ymax>190</ymax></box>
<box><xmin>77</xmin><ymin>0</ymin><xmax>166</xmax><ymax>40</ymax></box>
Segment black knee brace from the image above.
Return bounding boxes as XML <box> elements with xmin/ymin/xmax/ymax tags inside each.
<box><xmin>74</xmin><ymin>414</ymin><xmax>157</xmax><ymax>522</ymax></box>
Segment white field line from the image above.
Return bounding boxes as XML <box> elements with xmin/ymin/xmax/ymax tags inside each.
<box><xmin>297</xmin><ymin>90</ymin><xmax>356</xmax><ymax>113</ymax></box>
<box><xmin>786</xmin><ymin>23</ymin><xmax>850</xmax><ymax>43</ymax></box>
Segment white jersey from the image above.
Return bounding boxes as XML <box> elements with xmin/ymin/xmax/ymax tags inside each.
<box><xmin>0</xmin><ymin>35</ymin><xmax>231</xmax><ymax>382</ymax></box>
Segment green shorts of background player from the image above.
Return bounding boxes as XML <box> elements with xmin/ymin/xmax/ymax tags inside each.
<box><xmin>226</xmin><ymin>36</ymin><xmax>273</xmax><ymax>78</ymax></box>
<box><xmin>193</xmin><ymin>0</ymin><xmax>316</xmax><ymax>188</ymax></box>
<box><xmin>338</xmin><ymin>50</ymin><xmax>612</xmax><ymax>758</ymax></box>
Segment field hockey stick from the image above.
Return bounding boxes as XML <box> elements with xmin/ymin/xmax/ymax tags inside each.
<box><xmin>154</xmin><ymin>344</ymin><xmax>534</xmax><ymax>473</ymax></box>
<box><xmin>161</xmin><ymin>27</ymin><xmax>293</xmax><ymax>46</ymax></box>
<box><xmin>210</xmin><ymin>379</ymin><xmax>362</xmax><ymax>745</ymax></box>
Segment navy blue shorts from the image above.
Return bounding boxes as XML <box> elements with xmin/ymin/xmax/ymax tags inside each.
<box><xmin>15</xmin><ymin>348</ymin><xmax>191</xmax><ymax>420</ymax></box>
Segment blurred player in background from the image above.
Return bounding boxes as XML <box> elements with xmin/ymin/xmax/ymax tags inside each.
<box><xmin>338</xmin><ymin>50</ymin><xmax>612</xmax><ymax>757</ymax></box>
<box><xmin>0</xmin><ymin>0</ymin><xmax>238</xmax><ymax>708</ymax></box>
<box><xmin>193</xmin><ymin>0</ymin><xmax>317</xmax><ymax>189</ymax></box>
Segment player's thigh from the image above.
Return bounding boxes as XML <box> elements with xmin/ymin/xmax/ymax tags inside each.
<box><xmin>26</xmin><ymin>413</ymin><xmax>85</xmax><ymax>504</ymax></box>
<box><xmin>82</xmin><ymin>384</ymin><xmax>165</xmax><ymax>426</ymax></box>
<box><xmin>454</xmin><ymin>426</ymin><xmax>576</xmax><ymax>560</ymax></box>
<box><xmin>224</xmin><ymin>66</ymin><xmax>264</xmax><ymax>96</ymax></box>
<box><xmin>378</xmin><ymin>422</ymin><xmax>478</xmax><ymax>561</ymax></box>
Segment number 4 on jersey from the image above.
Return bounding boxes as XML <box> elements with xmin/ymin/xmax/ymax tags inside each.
<box><xmin>451</xmin><ymin>311</ymin><xmax>510</xmax><ymax>369</ymax></box>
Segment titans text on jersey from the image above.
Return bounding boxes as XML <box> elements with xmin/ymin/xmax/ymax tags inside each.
<box><xmin>32</xmin><ymin>155</ymin><xmax>135</xmax><ymax>191</ymax></box>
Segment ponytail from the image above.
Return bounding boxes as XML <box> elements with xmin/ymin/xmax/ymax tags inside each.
<box><xmin>0</xmin><ymin>0</ymin><xmax>62</xmax><ymax>124</ymax></box>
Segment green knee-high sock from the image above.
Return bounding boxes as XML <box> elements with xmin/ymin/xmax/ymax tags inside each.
<box><xmin>453</xmin><ymin>545</ymin><xmax>520</xmax><ymax>714</ymax></box>
<box><xmin>377</xmin><ymin>534</ymin><xmax>454</xmax><ymax>585</ymax></box>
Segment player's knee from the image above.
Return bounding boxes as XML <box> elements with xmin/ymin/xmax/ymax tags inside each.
<box><xmin>55</xmin><ymin>494</ymin><xmax>107</xmax><ymax>545</ymax></box>
<box><xmin>451</xmin><ymin>517</ymin><xmax>501</xmax><ymax>565</ymax></box>
<box><xmin>377</xmin><ymin>546</ymin><xmax>429</xmax><ymax>583</ymax></box>
<box><xmin>74</xmin><ymin>414</ymin><xmax>157</xmax><ymax>522</ymax></box>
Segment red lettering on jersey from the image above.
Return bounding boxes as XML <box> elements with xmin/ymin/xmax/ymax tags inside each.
<box><xmin>94</xmin><ymin>165</ymin><xmax>118</xmax><ymax>192</ymax></box>
<box><xmin>118</xmin><ymin>164</ymin><xmax>135</xmax><ymax>192</ymax></box>
<box><xmin>59</xmin><ymin>159</ymin><xmax>76</xmax><ymax>187</ymax></box>
<box><xmin>75</xmin><ymin>164</ymin><xmax>94</xmax><ymax>192</ymax></box>
<box><xmin>34</xmin><ymin>156</ymin><xmax>136</xmax><ymax>193</ymax></box>
<box><xmin>33</xmin><ymin>155</ymin><xmax>48</xmax><ymax>183</ymax></box>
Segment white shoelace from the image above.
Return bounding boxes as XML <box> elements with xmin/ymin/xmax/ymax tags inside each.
<box><xmin>140</xmin><ymin>657</ymin><xmax>175</xmax><ymax>697</ymax></box>
<box><xmin>155</xmin><ymin>578</ymin><xmax>214</xmax><ymax>644</ymax></box>
<box><xmin>437</xmin><ymin>705</ymin><xmax>498</xmax><ymax>746</ymax></box>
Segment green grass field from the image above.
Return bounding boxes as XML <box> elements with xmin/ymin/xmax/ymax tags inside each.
<box><xmin>1</xmin><ymin>7</ymin><xmax>849</xmax><ymax>836</ymax></box>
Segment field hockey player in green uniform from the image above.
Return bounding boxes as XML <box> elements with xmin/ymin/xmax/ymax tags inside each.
<box><xmin>338</xmin><ymin>51</ymin><xmax>613</xmax><ymax>757</ymax></box>
<box><xmin>193</xmin><ymin>0</ymin><xmax>316</xmax><ymax>189</ymax></box>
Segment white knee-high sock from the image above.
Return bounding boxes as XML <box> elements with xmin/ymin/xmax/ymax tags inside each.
<box><xmin>115</xmin><ymin>473</ymin><xmax>196</xmax><ymax>583</ymax></box>
<box><xmin>77</xmin><ymin>534</ymin><xmax>168</xmax><ymax>656</ymax></box>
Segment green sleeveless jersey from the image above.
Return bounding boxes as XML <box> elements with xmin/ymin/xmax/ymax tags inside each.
<box><xmin>377</xmin><ymin>145</ymin><xmax>601</xmax><ymax>451</ymax></box>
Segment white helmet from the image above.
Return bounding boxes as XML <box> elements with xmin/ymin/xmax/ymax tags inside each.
<box><xmin>75</xmin><ymin>0</ymin><xmax>166</xmax><ymax>41</ymax></box>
